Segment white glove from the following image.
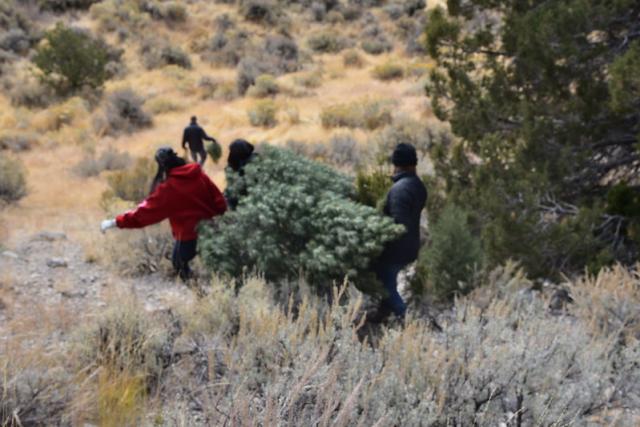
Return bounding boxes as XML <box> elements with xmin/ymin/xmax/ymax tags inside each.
<box><xmin>100</xmin><ymin>219</ymin><xmax>117</xmax><ymax>234</ymax></box>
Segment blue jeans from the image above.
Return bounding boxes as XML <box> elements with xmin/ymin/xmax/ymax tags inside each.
<box><xmin>375</xmin><ymin>263</ymin><xmax>408</xmax><ymax>318</ymax></box>
<box><xmin>172</xmin><ymin>239</ymin><xmax>197</xmax><ymax>280</ymax></box>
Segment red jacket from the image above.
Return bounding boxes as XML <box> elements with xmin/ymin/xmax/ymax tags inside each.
<box><xmin>116</xmin><ymin>164</ymin><xmax>227</xmax><ymax>240</ymax></box>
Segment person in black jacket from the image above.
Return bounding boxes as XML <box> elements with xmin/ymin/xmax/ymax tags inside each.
<box><xmin>372</xmin><ymin>143</ymin><xmax>427</xmax><ymax>322</ymax></box>
<box><xmin>182</xmin><ymin>116</ymin><xmax>218</xmax><ymax>166</ymax></box>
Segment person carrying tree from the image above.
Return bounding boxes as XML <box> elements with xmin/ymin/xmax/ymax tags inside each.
<box><xmin>182</xmin><ymin>116</ymin><xmax>218</xmax><ymax>166</ymax></box>
<box><xmin>100</xmin><ymin>147</ymin><xmax>227</xmax><ymax>280</ymax></box>
<box><xmin>371</xmin><ymin>143</ymin><xmax>427</xmax><ymax>323</ymax></box>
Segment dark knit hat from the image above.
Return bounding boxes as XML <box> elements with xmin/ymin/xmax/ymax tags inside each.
<box><xmin>391</xmin><ymin>143</ymin><xmax>417</xmax><ymax>167</ymax></box>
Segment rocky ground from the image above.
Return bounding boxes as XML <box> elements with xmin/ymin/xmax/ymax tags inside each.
<box><xmin>0</xmin><ymin>230</ymin><xmax>197</xmax><ymax>342</ymax></box>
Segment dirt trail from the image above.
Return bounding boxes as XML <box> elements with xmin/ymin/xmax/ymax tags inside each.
<box><xmin>0</xmin><ymin>229</ymin><xmax>196</xmax><ymax>341</ymax></box>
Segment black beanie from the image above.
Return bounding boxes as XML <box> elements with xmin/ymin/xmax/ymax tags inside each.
<box><xmin>391</xmin><ymin>143</ymin><xmax>418</xmax><ymax>167</ymax></box>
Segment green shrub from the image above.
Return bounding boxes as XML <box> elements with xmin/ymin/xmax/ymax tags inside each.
<box><xmin>0</xmin><ymin>153</ymin><xmax>27</xmax><ymax>204</ymax></box>
<box><xmin>248</xmin><ymin>100</ymin><xmax>278</xmax><ymax>127</ymax></box>
<box><xmin>33</xmin><ymin>23</ymin><xmax>110</xmax><ymax>96</ymax></box>
<box><xmin>199</xmin><ymin>145</ymin><xmax>403</xmax><ymax>292</ymax></box>
<box><xmin>355</xmin><ymin>167</ymin><xmax>392</xmax><ymax>209</ymax></box>
<box><xmin>320</xmin><ymin>98</ymin><xmax>394</xmax><ymax>130</ymax></box>
<box><xmin>307</xmin><ymin>31</ymin><xmax>350</xmax><ymax>53</ymax></box>
<box><xmin>103</xmin><ymin>157</ymin><xmax>156</xmax><ymax>203</ymax></box>
<box><xmin>247</xmin><ymin>74</ymin><xmax>279</xmax><ymax>98</ymax></box>
<box><xmin>416</xmin><ymin>204</ymin><xmax>483</xmax><ymax>300</ymax></box>
<box><xmin>371</xmin><ymin>62</ymin><xmax>404</xmax><ymax>81</ymax></box>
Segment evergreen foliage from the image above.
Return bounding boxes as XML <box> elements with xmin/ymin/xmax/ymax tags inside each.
<box><xmin>199</xmin><ymin>146</ymin><xmax>404</xmax><ymax>291</ymax></box>
<box><xmin>33</xmin><ymin>23</ymin><xmax>110</xmax><ymax>96</ymax></box>
<box><xmin>424</xmin><ymin>0</ymin><xmax>640</xmax><ymax>278</ymax></box>
<box><xmin>354</xmin><ymin>167</ymin><xmax>391</xmax><ymax>210</ymax></box>
<box><xmin>416</xmin><ymin>203</ymin><xmax>482</xmax><ymax>300</ymax></box>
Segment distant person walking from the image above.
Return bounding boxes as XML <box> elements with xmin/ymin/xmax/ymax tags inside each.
<box><xmin>100</xmin><ymin>147</ymin><xmax>227</xmax><ymax>280</ymax></box>
<box><xmin>371</xmin><ymin>143</ymin><xmax>427</xmax><ymax>322</ymax></box>
<box><xmin>182</xmin><ymin>116</ymin><xmax>218</xmax><ymax>166</ymax></box>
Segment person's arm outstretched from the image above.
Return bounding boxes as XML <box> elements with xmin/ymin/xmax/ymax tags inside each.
<box><xmin>115</xmin><ymin>184</ymin><xmax>172</xmax><ymax>229</ymax></box>
<box><xmin>201</xmin><ymin>127</ymin><xmax>217</xmax><ymax>143</ymax></box>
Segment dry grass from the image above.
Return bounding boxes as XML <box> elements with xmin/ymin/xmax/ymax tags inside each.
<box><xmin>1</xmin><ymin>266</ymin><xmax>639</xmax><ymax>425</ymax></box>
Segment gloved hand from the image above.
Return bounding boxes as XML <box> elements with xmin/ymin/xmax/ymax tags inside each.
<box><xmin>100</xmin><ymin>219</ymin><xmax>117</xmax><ymax>234</ymax></box>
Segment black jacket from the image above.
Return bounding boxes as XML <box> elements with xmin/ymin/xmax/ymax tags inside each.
<box><xmin>379</xmin><ymin>171</ymin><xmax>427</xmax><ymax>265</ymax></box>
<box><xmin>182</xmin><ymin>124</ymin><xmax>215</xmax><ymax>151</ymax></box>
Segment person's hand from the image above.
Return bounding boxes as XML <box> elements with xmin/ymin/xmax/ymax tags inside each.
<box><xmin>100</xmin><ymin>219</ymin><xmax>117</xmax><ymax>234</ymax></box>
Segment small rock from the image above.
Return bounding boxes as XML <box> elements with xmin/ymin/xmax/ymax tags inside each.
<box><xmin>33</xmin><ymin>231</ymin><xmax>67</xmax><ymax>242</ymax></box>
<box><xmin>2</xmin><ymin>250</ymin><xmax>19</xmax><ymax>259</ymax></box>
<box><xmin>46</xmin><ymin>258</ymin><xmax>68</xmax><ymax>268</ymax></box>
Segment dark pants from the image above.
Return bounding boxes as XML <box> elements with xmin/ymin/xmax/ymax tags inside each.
<box><xmin>190</xmin><ymin>147</ymin><xmax>207</xmax><ymax>166</ymax></box>
<box><xmin>172</xmin><ymin>239</ymin><xmax>197</xmax><ymax>280</ymax></box>
<box><xmin>375</xmin><ymin>263</ymin><xmax>408</xmax><ymax>318</ymax></box>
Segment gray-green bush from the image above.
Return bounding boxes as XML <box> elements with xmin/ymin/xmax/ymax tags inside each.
<box><xmin>73</xmin><ymin>147</ymin><xmax>132</xmax><ymax>177</ymax></box>
<box><xmin>199</xmin><ymin>145</ymin><xmax>403</xmax><ymax>291</ymax></box>
<box><xmin>236</xmin><ymin>35</ymin><xmax>300</xmax><ymax>94</ymax></box>
<box><xmin>140</xmin><ymin>40</ymin><xmax>191</xmax><ymax>70</ymax></box>
<box><xmin>96</xmin><ymin>89</ymin><xmax>152</xmax><ymax>136</ymax></box>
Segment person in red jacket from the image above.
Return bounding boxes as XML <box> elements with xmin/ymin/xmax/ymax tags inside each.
<box><xmin>100</xmin><ymin>147</ymin><xmax>227</xmax><ymax>280</ymax></box>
